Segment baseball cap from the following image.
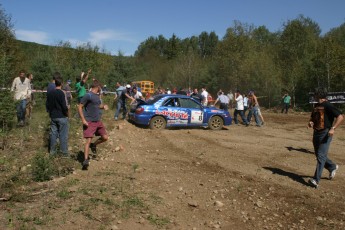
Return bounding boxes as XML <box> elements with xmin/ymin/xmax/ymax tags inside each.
<box><xmin>126</xmin><ymin>84</ymin><xmax>131</xmax><ymax>88</ymax></box>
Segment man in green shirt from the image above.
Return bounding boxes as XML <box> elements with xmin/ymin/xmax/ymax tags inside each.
<box><xmin>75</xmin><ymin>69</ymin><xmax>91</xmax><ymax>103</ymax></box>
<box><xmin>281</xmin><ymin>92</ymin><xmax>291</xmax><ymax>114</ymax></box>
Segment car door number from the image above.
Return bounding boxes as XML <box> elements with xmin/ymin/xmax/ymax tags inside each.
<box><xmin>191</xmin><ymin>111</ymin><xmax>203</xmax><ymax>124</ymax></box>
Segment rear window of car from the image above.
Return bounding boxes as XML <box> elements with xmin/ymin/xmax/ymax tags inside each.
<box><xmin>146</xmin><ymin>95</ymin><xmax>166</xmax><ymax>105</ymax></box>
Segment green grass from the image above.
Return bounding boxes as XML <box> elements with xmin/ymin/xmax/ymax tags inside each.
<box><xmin>0</xmin><ymin>94</ymin><xmax>172</xmax><ymax>229</ymax></box>
<box><xmin>56</xmin><ymin>188</ymin><xmax>72</xmax><ymax>199</ymax></box>
<box><xmin>147</xmin><ymin>214</ymin><xmax>170</xmax><ymax>227</ymax></box>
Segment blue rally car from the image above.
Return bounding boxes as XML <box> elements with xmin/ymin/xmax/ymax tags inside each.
<box><xmin>128</xmin><ymin>94</ymin><xmax>232</xmax><ymax>130</ymax></box>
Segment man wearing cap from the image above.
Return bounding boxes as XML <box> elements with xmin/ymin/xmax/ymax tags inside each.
<box><xmin>115</xmin><ymin>84</ymin><xmax>135</xmax><ymax>120</ymax></box>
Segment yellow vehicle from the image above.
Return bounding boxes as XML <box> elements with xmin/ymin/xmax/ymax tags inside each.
<box><xmin>131</xmin><ymin>80</ymin><xmax>155</xmax><ymax>94</ymax></box>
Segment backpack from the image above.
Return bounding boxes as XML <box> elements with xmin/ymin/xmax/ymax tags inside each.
<box><xmin>311</xmin><ymin>105</ymin><xmax>325</xmax><ymax>130</ymax></box>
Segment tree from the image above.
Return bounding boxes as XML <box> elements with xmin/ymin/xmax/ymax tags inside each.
<box><xmin>198</xmin><ymin>31</ymin><xmax>219</xmax><ymax>59</ymax></box>
<box><xmin>0</xmin><ymin>5</ymin><xmax>20</xmax><ymax>137</ymax></box>
<box><xmin>0</xmin><ymin>5</ymin><xmax>20</xmax><ymax>86</ymax></box>
<box><xmin>165</xmin><ymin>34</ymin><xmax>181</xmax><ymax>60</ymax></box>
<box><xmin>278</xmin><ymin>15</ymin><xmax>321</xmax><ymax>107</ymax></box>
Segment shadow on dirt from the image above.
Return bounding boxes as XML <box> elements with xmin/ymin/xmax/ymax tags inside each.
<box><xmin>263</xmin><ymin>167</ymin><xmax>310</xmax><ymax>186</ymax></box>
<box><xmin>286</xmin><ymin>146</ymin><xmax>314</xmax><ymax>154</ymax></box>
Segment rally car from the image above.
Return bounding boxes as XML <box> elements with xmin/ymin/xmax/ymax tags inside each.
<box><xmin>128</xmin><ymin>94</ymin><xmax>232</xmax><ymax>130</ymax></box>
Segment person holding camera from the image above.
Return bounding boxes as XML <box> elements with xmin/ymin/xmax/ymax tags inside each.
<box><xmin>281</xmin><ymin>92</ymin><xmax>291</xmax><ymax>114</ymax></box>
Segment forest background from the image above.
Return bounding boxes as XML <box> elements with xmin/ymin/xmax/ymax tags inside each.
<box><xmin>1</xmin><ymin>5</ymin><xmax>345</xmax><ymax>110</ymax></box>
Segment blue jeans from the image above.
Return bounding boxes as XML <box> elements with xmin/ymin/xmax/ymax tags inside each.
<box><xmin>114</xmin><ymin>100</ymin><xmax>126</xmax><ymax>119</ymax></box>
<box><xmin>50</xmin><ymin>117</ymin><xmax>69</xmax><ymax>155</ymax></box>
<box><xmin>281</xmin><ymin>103</ymin><xmax>290</xmax><ymax>113</ymax></box>
<box><xmin>16</xmin><ymin>99</ymin><xmax>27</xmax><ymax>122</ymax></box>
<box><xmin>247</xmin><ymin>106</ymin><xmax>261</xmax><ymax>126</ymax></box>
<box><xmin>233</xmin><ymin>109</ymin><xmax>248</xmax><ymax>125</ymax></box>
<box><xmin>312</xmin><ymin>129</ymin><xmax>336</xmax><ymax>183</ymax></box>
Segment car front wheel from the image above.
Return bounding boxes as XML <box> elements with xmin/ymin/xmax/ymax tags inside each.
<box><xmin>149</xmin><ymin>116</ymin><xmax>167</xmax><ymax>130</ymax></box>
<box><xmin>208</xmin><ymin>116</ymin><xmax>224</xmax><ymax>130</ymax></box>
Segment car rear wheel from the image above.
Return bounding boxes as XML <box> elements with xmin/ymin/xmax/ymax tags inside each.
<box><xmin>208</xmin><ymin>116</ymin><xmax>224</xmax><ymax>130</ymax></box>
<box><xmin>149</xmin><ymin>116</ymin><xmax>167</xmax><ymax>130</ymax></box>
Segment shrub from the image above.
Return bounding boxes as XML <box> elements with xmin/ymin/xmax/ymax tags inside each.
<box><xmin>31</xmin><ymin>152</ymin><xmax>57</xmax><ymax>182</ymax></box>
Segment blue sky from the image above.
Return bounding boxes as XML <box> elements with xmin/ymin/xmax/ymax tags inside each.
<box><xmin>2</xmin><ymin>0</ymin><xmax>345</xmax><ymax>56</ymax></box>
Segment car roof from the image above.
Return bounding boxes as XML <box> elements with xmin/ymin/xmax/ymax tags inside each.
<box><xmin>154</xmin><ymin>94</ymin><xmax>191</xmax><ymax>99</ymax></box>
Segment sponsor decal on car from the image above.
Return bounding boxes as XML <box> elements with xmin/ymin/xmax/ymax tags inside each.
<box><xmin>155</xmin><ymin>109</ymin><xmax>188</xmax><ymax>120</ymax></box>
<box><xmin>167</xmin><ymin>120</ymin><xmax>188</xmax><ymax>124</ymax></box>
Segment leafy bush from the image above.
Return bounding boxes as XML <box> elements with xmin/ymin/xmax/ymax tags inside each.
<box><xmin>31</xmin><ymin>152</ymin><xmax>57</xmax><ymax>182</ymax></box>
<box><xmin>0</xmin><ymin>90</ymin><xmax>15</xmax><ymax>130</ymax></box>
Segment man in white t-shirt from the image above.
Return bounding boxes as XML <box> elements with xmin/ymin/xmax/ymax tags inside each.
<box><xmin>234</xmin><ymin>90</ymin><xmax>249</xmax><ymax>126</ymax></box>
<box><xmin>201</xmin><ymin>87</ymin><xmax>209</xmax><ymax>106</ymax></box>
<box><xmin>11</xmin><ymin>70</ymin><xmax>32</xmax><ymax>126</ymax></box>
<box><xmin>132</xmin><ymin>87</ymin><xmax>144</xmax><ymax>100</ymax></box>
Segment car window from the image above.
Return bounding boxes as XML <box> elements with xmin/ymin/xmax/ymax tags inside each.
<box><xmin>164</xmin><ymin>98</ymin><xmax>180</xmax><ymax>107</ymax></box>
<box><xmin>179</xmin><ymin>98</ymin><xmax>201</xmax><ymax>109</ymax></box>
<box><xmin>164</xmin><ymin>98</ymin><xmax>175</xmax><ymax>107</ymax></box>
<box><xmin>146</xmin><ymin>95</ymin><xmax>165</xmax><ymax>105</ymax></box>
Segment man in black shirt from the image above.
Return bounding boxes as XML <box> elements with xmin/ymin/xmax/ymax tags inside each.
<box><xmin>46</xmin><ymin>73</ymin><xmax>69</xmax><ymax>156</ymax></box>
<box><xmin>308</xmin><ymin>88</ymin><xmax>344</xmax><ymax>188</ymax></box>
<box><xmin>190</xmin><ymin>88</ymin><xmax>204</xmax><ymax>103</ymax></box>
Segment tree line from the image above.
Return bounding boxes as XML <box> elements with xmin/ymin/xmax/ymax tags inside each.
<box><xmin>1</xmin><ymin>4</ymin><xmax>345</xmax><ymax>109</ymax></box>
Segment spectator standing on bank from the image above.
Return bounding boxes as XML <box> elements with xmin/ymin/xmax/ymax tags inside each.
<box><xmin>115</xmin><ymin>84</ymin><xmax>135</xmax><ymax>120</ymax></box>
<box><xmin>63</xmin><ymin>80</ymin><xmax>73</xmax><ymax>107</ymax></box>
<box><xmin>78</xmin><ymin>81</ymin><xmax>109</xmax><ymax>170</ymax></box>
<box><xmin>46</xmin><ymin>73</ymin><xmax>69</xmax><ymax>156</ymax></box>
<box><xmin>75</xmin><ymin>69</ymin><xmax>91</xmax><ymax>104</ymax></box>
<box><xmin>11</xmin><ymin>70</ymin><xmax>32</xmax><ymax>126</ymax></box>
<box><xmin>25</xmin><ymin>73</ymin><xmax>34</xmax><ymax>119</ymax></box>
<box><xmin>281</xmin><ymin>92</ymin><xmax>291</xmax><ymax>114</ymax></box>
<box><xmin>63</xmin><ymin>79</ymin><xmax>73</xmax><ymax>117</ymax></box>
<box><xmin>47</xmin><ymin>75</ymin><xmax>56</xmax><ymax>93</ymax></box>
<box><xmin>114</xmin><ymin>82</ymin><xmax>125</xmax><ymax>120</ymax></box>
<box><xmin>308</xmin><ymin>87</ymin><xmax>344</xmax><ymax>188</ymax></box>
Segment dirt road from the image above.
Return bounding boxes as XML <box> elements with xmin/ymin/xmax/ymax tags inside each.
<box><xmin>2</xmin><ymin>111</ymin><xmax>345</xmax><ymax>229</ymax></box>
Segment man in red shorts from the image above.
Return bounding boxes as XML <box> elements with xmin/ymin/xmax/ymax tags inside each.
<box><xmin>78</xmin><ymin>81</ymin><xmax>109</xmax><ymax>169</ymax></box>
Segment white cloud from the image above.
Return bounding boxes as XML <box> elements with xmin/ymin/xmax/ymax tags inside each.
<box><xmin>88</xmin><ymin>29</ymin><xmax>135</xmax><ymax>43</ymax></box>
<box><xmin>15</xmin><ymin>29</ymin><xmax>49</xmax><ymax>44</ymax></box>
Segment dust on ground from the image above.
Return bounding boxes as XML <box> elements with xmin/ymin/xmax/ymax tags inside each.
<box><xmin>1</xmin><ymin>111</ymin><xmax>345</xmax><ymax>229</ymax></box>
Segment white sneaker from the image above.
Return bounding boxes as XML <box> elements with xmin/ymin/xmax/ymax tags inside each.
<box><xmin>329</xmin><ymin>165</ymin><xmax>339</xmax><ymax>180</ymax></box>
<box><xmin>308</xmin><ymin>178</ymin><xmax>319</xmax><ymax>188</ymax></box>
